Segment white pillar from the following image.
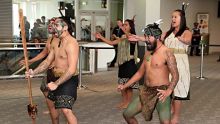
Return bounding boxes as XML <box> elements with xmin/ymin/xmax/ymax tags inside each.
<box><xmin>123</xmin><ymin>0</ymin><xmax>135</xmax><ymax>20</ymax></box>
<box><xmin>145</xmin><ymin>0</ymin><xmax>161</xmax><ymax>26</ymax></box>
<box><xmin>123</xmin><ymin>0</ymin><xmax>161</xmax><ymax>46</ymax></box>
<box><xmin>75</xmin><ymin>0</ymin><xmax>81</xmax><ymax>40</ymax></box>
<box><xmin>106</xmin><ymin>0</ymin><xmax>110</xmax><ymax>40</ymax></box>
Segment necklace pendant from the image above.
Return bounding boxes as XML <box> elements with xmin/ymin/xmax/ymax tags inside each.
<box><xmin>146</xmin><ymin>55</ymin><xmax>151</xmax><ymax>62</ymax></box>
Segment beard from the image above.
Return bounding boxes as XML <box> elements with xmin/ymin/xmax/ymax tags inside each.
<box><xmin>146</xmin><ymin>40</ymin><xmax>157</xmax><ymax>51</ymax></box>
<box><xmin>48</xmin><ymin>29</ymin><xmax>55</xmax><ymax>34</ymax></box>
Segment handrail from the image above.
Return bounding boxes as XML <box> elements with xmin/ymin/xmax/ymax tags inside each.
<box><xmin>0</xmin><ymin>74</ymin><xmax>45</xmax><ymax>80</ymax></box>
<box><xmin>0</xmin><ymin>43</ymin><xmax>46</xmax><ymax>45</ymax></box>
<box><xmin>0</xmin><ymin>47</ymin><xmax>44</xmax><ymax>50</ymax></box>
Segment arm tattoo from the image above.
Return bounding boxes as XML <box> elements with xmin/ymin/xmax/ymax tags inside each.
<box><xmin>166</xmin><ymin>50</ymin><xmax>179</xmax><ymax>90</ymax></box>
<box><xmin>33</xmin><ymin>61</ymin><xmax>50</xmax><ymax>75</ymax></box>
<box><xmin>54</xmin><ymin>70</ymin><xmax>73</xmax><ymax>86</ymax></box>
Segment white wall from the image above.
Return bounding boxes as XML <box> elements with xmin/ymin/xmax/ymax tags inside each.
<box><xmin>79</xmin><ymin>0</ymin><xmax>107</xmax><ymax>10</ymax></box>
<box><xmin>123</xmin><ymin>0</ymin><xmax>146</xmax><ymax>35</ymax></box>
<box><xmin>0</xmin><ymin>0</ymin><xmax>13</xmax><ymax>39</ymax></box>
<box><xmin>13</xmin><ymin>1</ymin><xmax>61</xmax><ymax>36</ymax></box>
<box><xmin>145</xmin><ymin>0</ymin><xmax>160</xmax><ymax>26</ymax></box>
<box><xmin>160</xmin><ymin>0</ymin><xmax>220</xmax><ymax>52</ymax></box>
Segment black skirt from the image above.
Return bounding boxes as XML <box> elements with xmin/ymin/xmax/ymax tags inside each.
<box><xmin>118</xmin><ymin>59</ymin><xmax>137</xmax><ymax>78</ymax></box>
<box><xmin>47</xmin><ymin>74</ymin><xmax>79</xmax><ymax>109</ymax></box>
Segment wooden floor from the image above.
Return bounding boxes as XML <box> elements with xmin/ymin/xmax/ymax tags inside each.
<box><xmin>0</xmin><ymin>53</ymin><xmax>219</xmax><ymax>124</ymax></box>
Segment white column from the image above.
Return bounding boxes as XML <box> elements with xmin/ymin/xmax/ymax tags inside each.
<box><xmin>123</xmin><ymin>0</ymin><xmax>135</xmax><ymax>20</ymax></box>
<box><xmin>145</xmin><ymin>0</ymin><xmax>161</xmax><ymax>25</ymax></box>
<box><xmin>123</xmin><ymin>0</ymin><xmax>161</xmax><ymax>45</ymax></box>
<box><xmin>75</xmin><ymin>0</ymin><xmax>81</xmax><ymax>40</ymax></box>
<box><xmin>106</xmin><ymin>0</ymin><xmax>110</xmax><ymax>40</ymax></box>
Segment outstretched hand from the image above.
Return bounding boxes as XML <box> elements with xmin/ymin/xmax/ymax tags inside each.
<box><xmin>128</xmin><ymin>35</ymin><xmax>139</xmax><ymax>42</ymax></box>
<box><xmin>19</xmin><ymin>59</ymin><xmax>32</xmax><ymax>66</ymax></box>
<box><xmin>93</xmin><ymin>32</ymin><xmax>103</xmax><ymax>39</ymax></box>
<box><xmin>19</xmin><ymin>59</ymin><xmax>25</xmax><ymax>66</ymax></box>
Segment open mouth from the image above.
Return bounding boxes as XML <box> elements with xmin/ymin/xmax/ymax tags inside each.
<box><xmin>172</xmin><ymin>21</ymin><xmax>176</xmax><ymax>26</ymax></box>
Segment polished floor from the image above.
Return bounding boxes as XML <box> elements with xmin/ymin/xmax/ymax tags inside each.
<box><xmin>0</xmin><ymin>54</ymin><xmax>220</xmax><ymax>124</ymax></box>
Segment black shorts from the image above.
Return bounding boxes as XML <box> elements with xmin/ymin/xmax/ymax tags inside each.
<box><xmin>40</xmin><ymin>69</ymin><xmax>53</xmax><ymax>92</ymax></box>
<box><xmin>47</xmin><ymin>74</ymin><xmax>79</xmax><ymax>109</ymax></box>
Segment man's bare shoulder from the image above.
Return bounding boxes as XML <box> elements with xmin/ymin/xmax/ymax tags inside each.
<box><xmin>67</xmin><ymin>37</ymin><xmax>78</xmax><ymax>46</ymax></box>
<box><xmin>65</xmin><ymin>36</ymin><xmax>79</xmax><ymax>51</ymax></box>
<box><xmin>163</xmin><ymin>45</ymin><xmax>170</xmax><ymax>52</ymax></box>
<box><xmin>163</xmin><ymin>46</ymin><xmax>176</xmax><ymax>62</ymax></box>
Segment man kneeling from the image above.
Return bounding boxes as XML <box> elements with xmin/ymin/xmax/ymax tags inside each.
<box><xmin>118</xmin><ymin>23</ymin><xmax>179</xmax><ymax>124</ymax></box>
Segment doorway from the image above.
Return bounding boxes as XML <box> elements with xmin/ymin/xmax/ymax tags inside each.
<box><xmin>79</xmin><ymin>10</ymin><xmax>110</xmax><ymax>41</ymax></box>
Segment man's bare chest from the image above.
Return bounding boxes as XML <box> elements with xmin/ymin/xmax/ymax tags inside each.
<box><xmin>145</xmin><ymin>54</ymin><xmax>167</xmax><ymax>69</ymax></box>
<box><xmin>55</xmin><ymin>47</ymin><xmax>67</xmax><ymax>59</ymax></box>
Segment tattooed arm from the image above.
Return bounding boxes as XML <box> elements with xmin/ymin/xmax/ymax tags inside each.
<box><xmin>53</xmin><ymin>39</ymin><xmax>79</xmax><ymax>86</ymax></box>
<box><xmin>32</xmin><ymin>46</ymin><xmax>55</xmax><ymax>75</ymax></box>
<box><xmin>166</xmin><ymin>49</ymin><xmax>179</xmax><ymax>91</ymax></box>
<box><xmin>157</xmin><ymin>49</ymin><xmax>179</xmax><ymax>102</ymax></box>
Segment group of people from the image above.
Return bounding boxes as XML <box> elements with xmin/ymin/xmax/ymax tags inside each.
<box><xmin>20</xmin><ymin>16</ymin><xmax>48</xmax><ymax>42</ymax></box>
<box><xmin>31</xmin><ymin>16</ymin><xmax>49</xmax><ymax>42</ymax></box>
<box><xmin>22</xmin><ymin>7</ymin><xmax>192</xmax><ymax>124</ymax></box>
<box><xmin>102</xmin><ymin>9</ymin><xmax>190</xmax><ymax>124</ymax></box>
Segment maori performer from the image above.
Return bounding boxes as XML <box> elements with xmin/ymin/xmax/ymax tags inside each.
<box><xmin>21</xmin><ymin>17</ymin><xmax>60</xmax><ymax>123</ymax></box>
<box><xmin>95</xmin><ymin>19</ymin><xmax>138</xmax><ymax>109</ymax></box>
<box><xmin>161</xmin><ymin>3</ymin><xmax>192</xmax><ymax>124</ymax></box>
<box><xmin>118</xmin><ymin>23</ymin><xmax>179</xmax><ymax>124</ymax></box>
<box><xmin>26</xmin><ymin>17</ymin><xmax>79</xmax><ymax>124</ymax></box>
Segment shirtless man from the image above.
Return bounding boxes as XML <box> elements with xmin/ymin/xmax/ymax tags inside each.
<box><xmin>26</xmin><ymin>17</ymin><xmax>79</xmax><ymax>124</ymax></box>
<box><xmin>118</xmin><ymin>23</ymin><xmax>179</xmax><ymax>124</ymax></box>
<box><xmin>21</xmin><ymin>17</ymin><xmax>61</xmax><ymax>123</ymax></box>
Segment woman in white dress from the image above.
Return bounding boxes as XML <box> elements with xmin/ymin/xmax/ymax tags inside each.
<box><xmin>161</xmin><ymin>9</ymin><xmax>192</xmax><ymax>124</ymax></box>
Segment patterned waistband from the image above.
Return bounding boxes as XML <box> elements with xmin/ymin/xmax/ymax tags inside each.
<box><xmin>170</xmin><ymin>48</ymin><xmax>187</xmax><ymax>54</ymax></box>
<box><xmin>52</xmin><ymin>69</ymin><xmax>78</xmax><ymax>78</ymax></box>
<box><xmin>143</xmin><ymin>84</ymin><xmax>168</xmax><ymax>91</ymax></box>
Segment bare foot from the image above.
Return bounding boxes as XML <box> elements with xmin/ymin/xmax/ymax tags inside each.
<box><xmin>171</xmin><ymin>116</ymin><xmax>179</xmax><ymax>124</ymax></box>
<box><xmin>43</xmin><ymin>110</ymin><xmax>50</xmax><ymax>114</ymax></box>
<box><xmin>115</xmin><ymin>102</ymin><xmax>124</xmax><ymax>108</ymax></box>
<box><xmin>119</xmin><ymin>103</ymin><xmax>129</xmax><ymax>109</ymax></box>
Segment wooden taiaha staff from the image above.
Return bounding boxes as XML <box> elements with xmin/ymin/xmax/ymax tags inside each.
<box><xmin>19</xmin><ymin>9</ymin><xmax>37</xmax><ymax>123</ymax></box>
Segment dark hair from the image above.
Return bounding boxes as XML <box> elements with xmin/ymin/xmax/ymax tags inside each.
<box><xmin>125</xmin><ymin>19</ymin><xmax>136</xmax><ymax>35</ymax></box>
<box><xmin>117</xmin><ymin>18</ymin><xmax>122</xmax><ymax>22</ymax></box>
<box><xmin>59</xmin><ymin>16</ymin><xmax>74</xmax><ymax>36</ymax></box>
<box><xmin>164</xmin><ymin>9</ymin><xmax>188</xmax><ymax>40</ymax></box>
